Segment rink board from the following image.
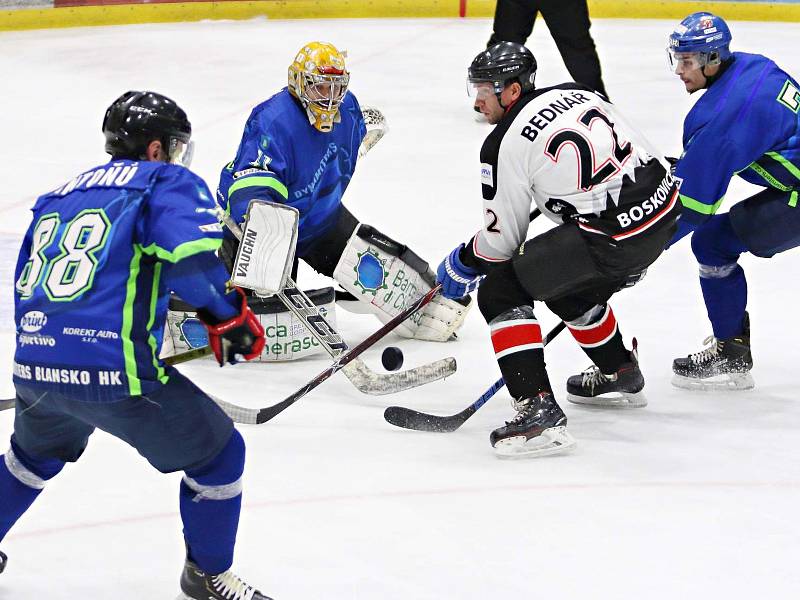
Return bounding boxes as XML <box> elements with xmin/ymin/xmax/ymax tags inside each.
<box><xmin>3</xmin><ymin>0</ymin><xmax>800</xmax><ymax>31</ymax></box>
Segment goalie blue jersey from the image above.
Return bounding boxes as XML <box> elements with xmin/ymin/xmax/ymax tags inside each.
<box><xmin>675</xmin><ymin>52</ymin><xmax>800</xmax><ymax>229</ymax></box>
<box><xmin>13</xmin><ymin>160</ymin><xmax>224</xmax><ymax>401</ymax></box>
<box><xmin>217</xmin><ymin>88</ymin><xmax>366</xmax><ymax>255</ymax></box>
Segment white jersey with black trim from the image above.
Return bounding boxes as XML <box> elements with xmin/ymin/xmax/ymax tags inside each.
<box><xmin>473</xmin><ymin>84</ymin><xmax>676</xmax><ymax>263</ymax></box>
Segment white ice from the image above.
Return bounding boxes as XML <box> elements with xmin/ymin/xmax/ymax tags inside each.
<box><xmin>1</xmin><ymin>16</ymin><xmax>799</xmax><ymax>600</ymax></box>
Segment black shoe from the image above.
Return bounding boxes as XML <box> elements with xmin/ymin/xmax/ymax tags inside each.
<box><xmin>672</xmin><ymin>313</ymin><xmax>753</xmax><ymax>390</ymax></box>
<box><xmin>490</xmin><ymin>392</ymin><xmax>576</xmax><ymax>458</ymax></box>
<box><xmin>0</xmin><ymin>550</ymin><xmax>7</xmax><ymax>575</ymax></box>
<box><xmin>179</xmin><ymin>559</ymin><xmax>273</xmax><ymax>600</ymax></box>
<box><xmin>567</xmin><ymin>338</ymin><xmax>647</xmax><ymax>407</ymax></box>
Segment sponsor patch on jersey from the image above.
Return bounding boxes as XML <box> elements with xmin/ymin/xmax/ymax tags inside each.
<box><xmin>233</xmin><ymin>167</ymin><xmax>265</xmax><ymax>179</ymax></box>
<box><xmin>480</xmin><ymin>163</ymin><xmax>494</xmax><ymax>186</ymax></box>
<box><xmin>199</xmin><ymin>222</ymin><xmax>223</xmax><ymax>233</ymax></box>
<box><xmin>20</xmin><ymin>311</ymin><xmax>47</xmax><ymax>333</ymax></box>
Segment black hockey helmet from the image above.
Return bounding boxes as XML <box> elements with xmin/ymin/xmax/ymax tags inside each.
<box><xmin>468</xmin><ymin>42</ymin><xmax>537</xmax><ymax>95</ymax></box>
<box><xmin>102</xmin><ymin>91</ymin><xmax>193</xmax><ymax>165</ymax></box>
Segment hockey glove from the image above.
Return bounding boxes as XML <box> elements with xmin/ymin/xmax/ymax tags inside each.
<box><xmin>436</xmin><ymin>244</ymin><xmax>483</xmax><ymax>300</ymax></box>
<box><xmin>666</xmin><ymin>156</ymin><xmax>679</xmax><ymax>176</ymax></box>
<box><xmin>198</xmin><ymin>288</ymin><xmax>266</xmax><ymax>366</ymax></box>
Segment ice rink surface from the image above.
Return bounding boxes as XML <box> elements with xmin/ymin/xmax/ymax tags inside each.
<box><xmin>1</xmin><ymin>15</ymin><xmax>799</xmax><ymax>600</ymax></box>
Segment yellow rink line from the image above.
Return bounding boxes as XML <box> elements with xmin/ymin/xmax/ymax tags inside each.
<box><xmin>2</xmin><ymin>0</ymin><xmax>800</xmax><ymax>32</ymax></box>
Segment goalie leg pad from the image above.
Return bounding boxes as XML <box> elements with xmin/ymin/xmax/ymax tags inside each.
<box><xmin>333</xmin><ymin>225</ymin><xmax>471</xmax><ymax>341</ymax></box>
<box><xmin>162</xmin><ymin>288</ymin><xmax>337</xmax><ymax>362</ymax></box>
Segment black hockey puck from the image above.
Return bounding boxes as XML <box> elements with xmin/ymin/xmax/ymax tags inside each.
<box><xmin>381</xmin><ymin>346</ymin><xmax>404</xmax><ymax>372</ymax></box>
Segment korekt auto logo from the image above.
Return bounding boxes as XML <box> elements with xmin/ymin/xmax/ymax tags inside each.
<box><xmin>20</xmin><ymin>311</ymin><xmax>47</xmax><ymax>333</ymax></box>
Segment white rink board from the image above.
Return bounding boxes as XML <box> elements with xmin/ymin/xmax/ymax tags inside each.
<box><xmin>0</xmin><ymin>17</ymin><xmax>799</xmax><ymax>600</ymax></box>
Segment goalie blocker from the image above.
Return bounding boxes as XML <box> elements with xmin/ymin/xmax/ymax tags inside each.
<box><xmin>333</xmin><ymin>224</ymin><xmax>471</xmax><ymax>342</ymax></box>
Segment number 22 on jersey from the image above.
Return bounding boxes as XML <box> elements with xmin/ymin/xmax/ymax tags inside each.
<box><xmin>545</xmin><ymin>108</ymin><xmax>632</xmax><ymax>191</ymax></box>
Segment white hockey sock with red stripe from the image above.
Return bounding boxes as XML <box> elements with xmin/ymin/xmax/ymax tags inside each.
<box><xmin>567</xmin><ymin>305</ymin><xmax>618</xmax><ymax>349</ymax></box>
<box><xmin>491</xmin><ymin>317</ymin><xmax>543</xmax><ymax>358</ymax></box>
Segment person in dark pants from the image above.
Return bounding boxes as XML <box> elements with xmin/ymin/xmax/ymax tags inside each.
<box><xmin>487</xmin><ymin>0</ymin><xmax>607</xmax><ymax>97</ymax></box>
<box><xmin>445</xmin><ymin>43</ymin><xmax>679</xmax><ymax>458</ymax></box>
<box><xmin>0</xmin><ymin>90</ymin><xmax>271</xmax><ymax>600</ymax></box>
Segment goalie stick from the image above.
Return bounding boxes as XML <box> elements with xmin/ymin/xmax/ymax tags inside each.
<box><xmin>218</xmin><ymin>203</ymin><xmax>456</xmax><ymax>395</ymax></box>
<box><xmin>383</xmin><ymin>321</ymin><xmax>566</xmax><ymax>433</ymax></box>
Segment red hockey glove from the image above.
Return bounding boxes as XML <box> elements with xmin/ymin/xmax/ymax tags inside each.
<box><xmin>198</xmin><ymin>288</ymin><xmax>265</xmax><ymax>366</ymax></box>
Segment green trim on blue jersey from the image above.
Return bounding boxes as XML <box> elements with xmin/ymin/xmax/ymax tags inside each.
<box><xmin>147</xmin><ymin>262</ymin><xmax>169</xmax><ymax>385</ymax></box>
<box><xmin>228</xmin><ymin>175</ymin><xmax>289</xmax><ymax>200</ymax></box>
<box><xmin>122</xmin><ymin>246</ymin><xmax>143</xmax><ymax>396</ymax></box>
<box><xmin>139</xmin><ymin>237</ymin><xmax>222</xmax><ymax>263</ymax></box>
<box><xmin>790</xmin><ymin>191</ymin><xmax>799</xmax><ymax>208</ymax></box>
<box><xmin>679</xmin><ymin>193</ymin><xmax>724</xmax><ymax>216</ymax></box>
<box><xmin>746</xmin><ymin>162</ymin><xmax>793</xmax><ymax>191</ymax></box>
<box><xmin>766</xmin><ymin>151</ymin><xmax>800</xmax><ymax>182</ymax></box>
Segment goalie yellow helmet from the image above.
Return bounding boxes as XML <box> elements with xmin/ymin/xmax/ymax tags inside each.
<box><xmin>288</xmin><ymin>41</ymin><xmax>350</xmax><ymax>133</ymax></box>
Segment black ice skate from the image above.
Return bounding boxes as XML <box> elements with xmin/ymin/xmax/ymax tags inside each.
<box><xmin>178</xmin><ymin>559</ymin><xmax>273</xmax><ymax>600</ymax></box>
<box><xmin>490</xmin><ymin>392</ymin><xmax>576</xmax><ymax>458</ymax></box>
<box><xmin>672</xmin><ymin>314</ymin><xmax>754</xmax><ymax>391</ymax></box>
<box><xmin>566</xmin><ymin>339</ymin><xmax>647</xmax><ymax>408</ymax></box>
<box><xmin>0</xmin><ymin>550</ymin><xmax>7</xmax><ymax>574</ymax></box>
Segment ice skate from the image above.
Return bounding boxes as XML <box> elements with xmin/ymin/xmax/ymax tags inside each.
<box><xmin>672</xmin><ymin>313</ymin><xmax>754</xmax><ymax>391</ymax></box>
<box><xmin>0</xmin><ymin>550</ymin><xmax>7</xmax><ymax>574</ymax></box>
<box><xmin>490</xmin><ymin>392</ymin><xmax>576</xmax><ymax>458</ymax></box>
<box><xmin>566</xmin><ymin>339</ymin><xmax>647</xmax><ymax>408</ymax></box>
<box><xmin>178</xmin><ymin>559</ymin><xmax>274</xmax><ymax>600</ymax></box>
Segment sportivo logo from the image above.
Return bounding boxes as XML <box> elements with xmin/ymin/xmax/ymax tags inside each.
<box><xmin>20</xmin><ymin>311</ymin><xmax>47</xmax><ymax>333</ymax></box>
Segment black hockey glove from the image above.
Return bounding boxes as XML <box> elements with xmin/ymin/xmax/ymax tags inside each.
<box><xmin>665</xmin><ymin>156</ymin><xmax>679</xmax><ymax>176</ymax></box>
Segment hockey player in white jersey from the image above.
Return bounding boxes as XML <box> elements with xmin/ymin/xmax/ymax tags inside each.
<box><xmin>437</xmin><ymin>43</ymin><xmax>681</xmax><ymax>457</ymax></box>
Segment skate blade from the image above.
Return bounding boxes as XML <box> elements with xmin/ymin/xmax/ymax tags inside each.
<box><xmin>176</xmin><ymin>594</ymin><xmax>192</xmax><ymax>600</ymax></box>
<box><xmin>566</xmin><ymin>390</ymin><xmax>647</xmax><ymax>408</ymax></box>
<box><xmin>671</xmin><ymin>372</ymin><xmax>754</xmax><ymax>391</ymax></box>
<box><xmin>493</xmin><ymin>426</ymin><xmax>577</xmax><ymax>459</ymax></box>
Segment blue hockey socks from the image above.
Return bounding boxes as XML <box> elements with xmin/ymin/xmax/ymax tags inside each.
<box><xmin>0</xmin><ymin>439</ymin><xmax>65</xmax><ymax>542</ymax></box>
<box><xmin>180</xmin><ymin>429</ymin><xmax>245</xmax><ymax>575</ymax></box>
<box><xmin>691</xmin><ymin>214</ymin><xmax>749</xmax><ymax>340</ymax></box>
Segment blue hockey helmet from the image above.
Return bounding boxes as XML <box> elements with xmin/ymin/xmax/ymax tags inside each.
<box><xmin>668</xmin><ymin>12</ymin><xmax>732</xmax><ymax>72</ymax></box>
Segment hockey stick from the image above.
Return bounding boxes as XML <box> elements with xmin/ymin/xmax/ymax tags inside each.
<box><xmin>217</xmin><ymin>205</ymin><xmax>456</xmax><ymax>396</ymax></box>
<box><xmin>383</xmin><ymin>321</ymin><xmax>566</xmax><ymax>433</ymax></box>
<box><xmin>211</xmin><ymin>284</ymin><xmax>445</xmax><ymax>425</ymax></box>
<box><xmin>0</xmin><ymin>345</ymin><xmax>214</xmax><ymax>413</ymax></box>
<box><xmin>380</xmin><ymin>208</ymin><xmax>546</xmax><ymax>428</ymax></box>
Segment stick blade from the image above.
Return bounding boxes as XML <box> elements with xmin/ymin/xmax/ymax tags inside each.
<box><xmin>345</xmin><ymin>357</ymin><xmax>456</xmax><ymax>395</ymax></box>
<box><xmin>383</xmin><ymin>405</ymin><xmax>464</xmax><ymax>433</ymax></box>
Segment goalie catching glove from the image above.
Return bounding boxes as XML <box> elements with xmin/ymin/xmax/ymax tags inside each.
<box><xmin>197</xmin><ymin>288</ymin><xmax>266</xmax><ymax>366</ymax></box>
<box><xmin>333</xmin><ymin>224</ymin><xmax>472</xmax><ymax>341</ymax></box>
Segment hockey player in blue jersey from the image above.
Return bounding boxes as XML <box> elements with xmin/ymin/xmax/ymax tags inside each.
<box><xmin>665</xmin><ymin>13</ymin><xmax>800</xmax><ymax>390</ymax></box>
<box><xmin>0</xmin><ymin>91</ymin><xmax>272</xmax><ymax>600</ymax></box>
<box><xmin>215</xmin><ymin>41</ymin><xmax>470</xmax><ymax>351</ymax></box>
